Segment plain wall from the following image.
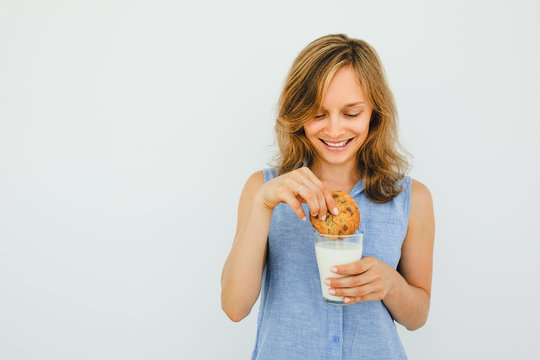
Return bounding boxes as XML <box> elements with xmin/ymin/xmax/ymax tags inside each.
<box><xmin>1</xmin><ymin>0</ymin><xmax>539</xmax><ymax>359</ymax></box>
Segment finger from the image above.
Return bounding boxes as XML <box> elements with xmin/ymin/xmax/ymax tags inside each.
<box><xmin>281</xmin><ymin>190</ymin><xmax>307</xmax><ymax>221</ymax></box>
<box><xmin>272</xmin><ymin>174</ymin><xmax>318</xmax><ymax>221</ymax></box>
<box><xmin>331</xmin><ymin>256</ymin><xmax>375</xmax><ymax>276</ymax></box>
<box><xmin>326</xmin><ymin>191</ymin><xmax>339</xmax><ymax>216</ymax></box>
<box><xmin>303</xmin><ymin>179</ymin><xmax>328</xmax><ymax>221</ymax></box>
<box><xmin>329</xmin><ymin>282</ymin><xmax>383</xmax><ymax>298</ymax></box>
<box><xmin>297</xmin><ymin>170</ymin><xmax>328</xmax><ymax>219</ymax></box>
<box><xmin>290</xmin><ymin>178</ymin><xmax>321</xmax><ymax>218</ymax></box>
<box><xmin>343</xmin><ymin>292</ymin><xmax>383</xmax><ymax>304</ymax></box>
<box><xmin>294</xmin><ymin>171</ymin><xmax>327</xmax><ymax>219</ymax></box>
<box><xmin>325</xmin><ymin>272</ymin><xmax>372</xmax><ymax>289</ymax></box>
<box><xmin>299</xmin><ymin>167</ymin><xmax>338</xmax><ymax>215</ymax></box>
<box><xmin>299</xmin><ymin>186</ymin><xmax>321</xmax><ymax>218</ymax></box>
<box><xmin>316</xmin><ymin>188</ymin><xmax>330</xmax><ymax>220</ymax></box>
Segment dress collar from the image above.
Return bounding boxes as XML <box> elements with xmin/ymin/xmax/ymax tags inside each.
<box><xmin>349</xmin><ymin>178</ymin><xmax>364</xmax><ymax>197</ymax></box>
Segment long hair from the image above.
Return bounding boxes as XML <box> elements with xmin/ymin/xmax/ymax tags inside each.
<box><xmin>274</xmin><ymin>33</ymin><xmax>410</xmax><ymax>203</ymax></box>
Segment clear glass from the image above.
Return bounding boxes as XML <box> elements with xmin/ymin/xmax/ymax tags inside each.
<box><xmin>314</xmin><ymin>231</ymin><xmax>364</xmax><ymax>305</ymax></box>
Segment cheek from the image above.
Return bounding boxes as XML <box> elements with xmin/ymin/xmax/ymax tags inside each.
<box><xmin>303</xmin><ymin>121</ymin><xmax>322</xmax><ymax>137</ymax></box>
<box><xmin>352</xmin><ymin>115</ymin><xmax>371</xmax><ymax>134</ymax></box>
<box><xmin>353</xmin><ymin>123</ymin><xmax>370</xmax><ymax>135</ymax></box>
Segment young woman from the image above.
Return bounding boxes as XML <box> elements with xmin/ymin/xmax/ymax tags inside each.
<box><xmin>221</xmin><ymin>34</ymin><xmax>435</xmax><ymax>359</ymax></box>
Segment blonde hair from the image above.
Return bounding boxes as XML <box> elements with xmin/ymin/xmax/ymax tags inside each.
<box><xmin>274</xmin><ymin>33</ymin><xmax>410</xmax><ymax>203</ymax></box>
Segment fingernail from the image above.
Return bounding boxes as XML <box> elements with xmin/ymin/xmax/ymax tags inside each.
<box><xmin>321</xmin><ymin>214</ymin><xmax>326</xmax><ymax>221</ymax></box>
<box><xmin>344</xmin><ymin>297</ymin><xmax>350</xmax><ymax>303</ymax></box>
<box><xmin>330</xmin><ymin>267</ymin><xmax>338</xmax><ymax>273</ymax></box>
<box><xmin>324</xmin><ymin>279</ymin><xmax>330</xmax><ymax>285</ymax></box>
<box><xmin>328</xmin><ymin>289</ymin><xmax>336</xmax><ymax>295</ymax></box>
<box><xmin>333</xmin><ymin>208</ymin><xmax>339</xmax><ymax>215</ymax></box>
<box><xmin>302</xmin><ymin>216</ymin><xmax>306</xmax><ymax>221</ymax></box>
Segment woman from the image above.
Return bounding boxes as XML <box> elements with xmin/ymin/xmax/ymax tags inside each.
<box><xmin>221</xmin><ymin>33</ymin><xmax>435</xmax><ymax>360</ymax></box>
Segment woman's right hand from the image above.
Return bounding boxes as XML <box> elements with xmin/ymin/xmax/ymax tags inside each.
<box><xmin>254</xmin><ymin>167</ymin><xmax>339</xmax><ymax>221</ymax></box>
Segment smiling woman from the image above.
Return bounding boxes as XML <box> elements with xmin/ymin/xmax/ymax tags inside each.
<box><xmin>221</xmin><ymin>33</ymin><xmax>435</xmax><ymax>360</ymax></box>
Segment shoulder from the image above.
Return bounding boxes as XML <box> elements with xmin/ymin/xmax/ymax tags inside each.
<box><xmin>408</xmin><ymin>179</ymin><xmax>434</xmax><ymax>230</ymax></box>
<box><xmin>234</xmin><ymin>170</ymin><xmax>266</xmax><ymax>238</ymax></box>
<box><xmin>248</xmin><ymin>170</ymin><xmax>265</xmax><ymax>184</ymax></box>
<box><xmin>241</xmin><ymin>168</ymin><xmax>279</xmax><ymax>198</ymax></box>
<box><xmin>410</xmin><ymin>179</ymin><xmax>433</xmax><ymax>212</ymax></box>
<box><xmin>242</xmin><ymin>170</ymin><xmax>265</xmax><ymax>195</ymax></box>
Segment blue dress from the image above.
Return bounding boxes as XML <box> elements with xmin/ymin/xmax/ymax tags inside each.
<box><xmin>251</xmin><ymin>168</ymin><xmax>412</xmax><ymax>360</ymax></box>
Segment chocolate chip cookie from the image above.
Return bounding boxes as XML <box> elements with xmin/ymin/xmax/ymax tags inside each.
<box><xmin>309</xmin><ymin>190</ymin><xmax>360</xmax><ymax>236</ymax></box>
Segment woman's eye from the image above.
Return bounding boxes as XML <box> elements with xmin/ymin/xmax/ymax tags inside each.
<box><xmin>315</xmin><ymin>112</ymin><xmax>361</xmax><ymax>119</ymax></box>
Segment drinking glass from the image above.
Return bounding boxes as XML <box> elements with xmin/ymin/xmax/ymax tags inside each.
<box><xmin>314</xmin><ymin>231</ymin><xmax>364</xmax><ymax>305</ymax></box>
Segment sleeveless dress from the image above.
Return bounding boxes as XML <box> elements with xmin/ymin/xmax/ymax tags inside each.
<box><xmin>251</xmin><ymin>167</ymin><xmax>412</xmax><ymax>360</ymax></box>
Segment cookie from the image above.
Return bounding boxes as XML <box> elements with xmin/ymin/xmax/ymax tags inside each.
<box><xmin>309</xmin><ymin>190</ymin><xmax>360</xmax><ymax>236</ymax></box>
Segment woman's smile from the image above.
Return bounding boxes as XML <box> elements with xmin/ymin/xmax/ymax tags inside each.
<box><xmin>319</xmin><ymin>137</ymin><xmax>355</xmax><ymax>151</ymax></box>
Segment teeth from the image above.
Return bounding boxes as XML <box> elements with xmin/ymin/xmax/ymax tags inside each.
<box><xmin>323</xmin><ymin>139</ymin><xmax>348</xmax><ymax>147</ymax></box>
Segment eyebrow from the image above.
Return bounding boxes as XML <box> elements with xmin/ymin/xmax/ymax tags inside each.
<box><xmin>320</xmin><ymin>101</ymin><xmax>365</xmax><ymax>110</ymax></box>
<box><xmin>343</xmin><ymin>101</ymin><xmax>365</xmax><ymax>107</ymax></box>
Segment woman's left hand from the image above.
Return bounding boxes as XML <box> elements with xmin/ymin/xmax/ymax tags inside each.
<box><xmin>325</xmin><ymin>256</ymin><xmax>397</xmax><ymax>304</ymax></box>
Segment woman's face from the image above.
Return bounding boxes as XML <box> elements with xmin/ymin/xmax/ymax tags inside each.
<box><xmin>304</xmin><ymin>65</ymin><xmax>373</xmax><ymax>169</ymax></box>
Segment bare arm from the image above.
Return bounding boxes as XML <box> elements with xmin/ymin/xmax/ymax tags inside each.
<box><xmin>220</xmin><ymin>171</ymin><xmax>270</xmax><ymax>322</ymax></box>
<box><xmin>383</xmin><ymin>179</ymin><xmax>435</xmax><ymax>330</ymax></box>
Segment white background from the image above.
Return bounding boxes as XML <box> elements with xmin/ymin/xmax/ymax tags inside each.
<box><xmin>1</xmin><ymin>0</ymin><xmax>539</xmax><ymax>359</ymax></box>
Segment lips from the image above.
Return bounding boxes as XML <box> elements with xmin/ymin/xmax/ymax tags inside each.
<box><xmin>320</xmin><ymin>138</ymin><xmax>354</xmax><ymax>147</ymax></box>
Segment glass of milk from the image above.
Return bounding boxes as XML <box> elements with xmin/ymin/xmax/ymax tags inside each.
<box><xmin>314</xmin><ymin>231</ymin><xmax>363</xmax><ymax>305</ymax></box>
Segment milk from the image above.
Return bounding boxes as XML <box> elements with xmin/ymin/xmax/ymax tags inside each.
<box><xmin>315</xmin><ymin>241</ymin><xmax>363</xmax><ymax>303</ymax></box>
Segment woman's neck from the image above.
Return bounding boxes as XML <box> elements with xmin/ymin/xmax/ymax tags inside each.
<box><xmin>310</xmin><ymin>159</ymin><xmax>362</xmax><ymax>193</ymax></box>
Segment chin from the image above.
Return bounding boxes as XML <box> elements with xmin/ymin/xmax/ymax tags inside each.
<box><xmin>316</xmin><ymin>153</ymin><xmax>357</xmax><ymax>166</ymax></box>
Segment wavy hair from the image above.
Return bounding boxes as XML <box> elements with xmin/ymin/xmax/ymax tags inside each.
<box><xmin>274</xmin><ymin>34</ymin><xmax>410</xmax><ymax>203</ymax></box>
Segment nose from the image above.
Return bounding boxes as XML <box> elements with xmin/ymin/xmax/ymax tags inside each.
<box><xmin>323</xmin><ymin>115</ymin><xmax>346</xmax><ymax>139</ymax></box>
